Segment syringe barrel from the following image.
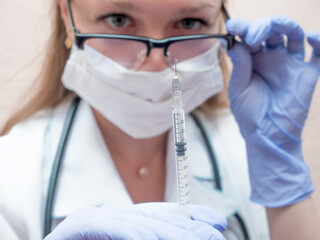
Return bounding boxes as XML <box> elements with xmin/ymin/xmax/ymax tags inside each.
<box><xmin>171</xmin><ymin>67</ymin><xmax>190</xmax><ymax>215</ymax></box>
<box><xmin>172</xmin><ymin>108</ymin><xmax>186</xmax><ymax>144</ymax></box>
<box><xmin>172</xmin><ymin>107</ymin><xmax>190</xmax><ymax>213</ymax></box>
<box><xmin>176</xmin><ymin>153</ymin><xmax>190</xmax><ymax>208</ymax></box>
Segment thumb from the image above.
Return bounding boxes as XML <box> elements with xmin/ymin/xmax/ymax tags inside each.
<box><xmin>189</xmin><ymin>204</ymin><xmax>228</xmax><ymax>233</ymax></box>
<box><xmin>227</xmin><ymin>42</ymin><xmax>253</xmax><ymax>102</ymax></box>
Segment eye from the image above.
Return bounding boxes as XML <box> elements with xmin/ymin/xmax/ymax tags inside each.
<box><xmin>104</xmin><ymin>14</ymin><xmax>131</xmax><ymax>28</ymax></box>
<box><xmin>180</xmin><ymin>18</ymin><xmax>208</xmax><ymax>30</ymax></box>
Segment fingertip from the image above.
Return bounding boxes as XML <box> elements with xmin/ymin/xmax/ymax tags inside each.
<box><xmin>225</xmin><ymin>42</ymin><xmax>251</xmax><ymax>65</ymax></box>
<box><xmin>271</xmin><ymin>14</ymin><xmax>304</xmax><ymax>40</ymax></box>
<box><xmin>270</xmin><ymin>14</ymin><xmax>295</xmax><ymax>29</ymax></box>
<box><xmin>307</xmin><ymin>31</ymin><xmax>320</xmax><ymax>57</ymax></box>
<box><xmin>189</xmin><ymin>205</ymin><xmax>228</xmax><ymax>232</ymax></box>
<box><xmin>226</xmin><ymin>18</ymin><xmax>250</xmax><ymax>37</ymax></box>
<box><xmin>245</xmin><ymin>35</ymin><xmax>262</xmax><ymax>49</ymax></box>
<box><xmin>245</xmin><ymin>17</ymin><xmax>271</xmax><ymax>48</ymax></box>
<box><xmin>307</xmin><ymin>31</ymin><xmax>320</xmax><ymax>43</ymax></box>
<box><xmin>271</xmin><ymin>14</ymin><xmax>292</xmax><ymax>24</ymax></box>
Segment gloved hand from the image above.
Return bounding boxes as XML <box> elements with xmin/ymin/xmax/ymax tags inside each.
<box><xmin>44</xmin><ymin>202</ymin><xmax>228</xmax><ymax>240</ymax></box>
<box><xmin>225</xmin><ymin>15</ymin><xmax>320</xmax><ymax>207</ymax></box>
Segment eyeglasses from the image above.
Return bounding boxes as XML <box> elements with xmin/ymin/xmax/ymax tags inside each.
<box><xmin>66</xmin><ymin>0</ymin><xmax>235</xmax><ymax>72</ymax></box>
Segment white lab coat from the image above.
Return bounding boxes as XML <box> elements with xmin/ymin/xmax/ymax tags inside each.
<box><xmin>0</xmin><ymin>97</ymin><xmax>270</xmax><ymax>240</ymax></box>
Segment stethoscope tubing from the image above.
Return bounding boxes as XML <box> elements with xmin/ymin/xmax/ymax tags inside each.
<box><xmin>190</xmin><ymin>112</ymin><xmax>249</xmax><ymax>240</ymax></box>
<box><xmin>43</xmin><ymin>97</ymin><xmax>81</xmax><ymax>238</ymax></box>
<box><xmin>43</xmin><ymin>97</ymin><xmax>249</xmax><ymax>239</ymax></box>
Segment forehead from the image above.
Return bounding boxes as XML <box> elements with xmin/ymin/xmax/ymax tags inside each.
<box><xmin>74</xmin><ymin>0</ymin><xmax>222</xmax><ymax>13</ymax></box>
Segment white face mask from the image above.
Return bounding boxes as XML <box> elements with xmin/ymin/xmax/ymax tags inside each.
<box><xmin>62</xmin><ymin>43</ymin><xmax>224</xmax><ymax>139</ymax></box>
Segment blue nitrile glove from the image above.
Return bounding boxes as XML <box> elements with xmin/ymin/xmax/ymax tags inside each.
<box><xmin>225</xmin><ymin>15</ymin><xmax>320</xmax><ymax>207</ymax></box>
<box><xmin>44</xmin><ymin>202</ymin><xmax>228</xmax><ymax>240</ymax></box>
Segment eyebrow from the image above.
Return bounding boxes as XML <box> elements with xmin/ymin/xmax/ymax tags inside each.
<box><xmin>177</xmin><ymin>4</ymin><xmax>217</xmax><ymax>15</ymax></box>
<box><xmin>107</xmin><ymin>0</ymin><xmax>142</xmax><ymax>12</ymax></box>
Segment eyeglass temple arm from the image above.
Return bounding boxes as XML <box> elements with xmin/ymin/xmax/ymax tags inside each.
<box><xmin>66</xmin><ymin>0</ymin><xmax>79</xmax><ymax>33</ymax></box>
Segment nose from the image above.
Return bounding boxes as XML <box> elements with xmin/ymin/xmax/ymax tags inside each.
<box><xmin>137</xmin><ymin>48</ymin><xmax>169</xmax><ymax>72</ymax></box>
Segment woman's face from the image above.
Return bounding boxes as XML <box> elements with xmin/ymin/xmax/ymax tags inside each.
<box><xmin>60</xmin><ymin>0</ymin><xmax>223</xmax><ymax>71</ymax></box>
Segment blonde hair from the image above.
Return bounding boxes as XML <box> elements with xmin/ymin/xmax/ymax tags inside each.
<box><xmin>1</xmin><ymin>2</ymin><xmax>71</xmax><ymax>135</ymax></box>
<box><xmin>1</xmin><ymin>0</ymin><xmax>230</xmax><ymax>136</ymax></box>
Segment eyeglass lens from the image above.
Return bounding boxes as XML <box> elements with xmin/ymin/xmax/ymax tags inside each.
<box><xmin>83</xmin><ymin>37</ymin><xmax>220</xmax><ymax>71</ymax></box>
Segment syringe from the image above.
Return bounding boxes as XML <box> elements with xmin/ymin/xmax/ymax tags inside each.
<box><xmin>171</xmin><ymin>60</ymin><xmax>190</xmax><ymax>216</ymax></box>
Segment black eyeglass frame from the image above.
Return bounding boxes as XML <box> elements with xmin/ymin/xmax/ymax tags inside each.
<box><xmin>66</xmin><ymin>0</ymin><xmax>235</xmax><ymax>56</ymax></box>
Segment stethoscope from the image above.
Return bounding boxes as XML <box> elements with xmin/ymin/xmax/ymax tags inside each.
<box><xmin>43</xmin><ymin>96</ymin><xmax>250</xmax><ymax>239</ymax></box>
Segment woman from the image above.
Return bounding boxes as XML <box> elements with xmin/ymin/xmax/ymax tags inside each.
<box><xmin>0</xmin><ymin>0</ymin><xmax>320</xmax><ymax>239</ymax></box>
